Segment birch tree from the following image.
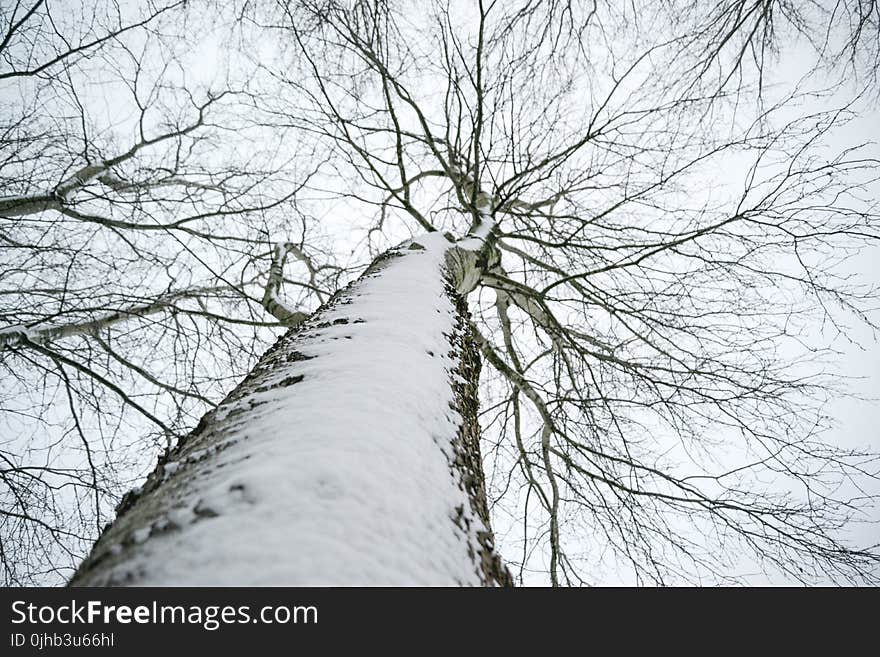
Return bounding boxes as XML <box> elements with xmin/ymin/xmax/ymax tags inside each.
<box><xmin>4</xmin><ymin>0</ymin><xmax>880</xmax><ymax>585</ymax></box>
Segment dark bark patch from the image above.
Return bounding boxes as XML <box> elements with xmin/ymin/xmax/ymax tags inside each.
<box><xmin>314</xmin><ymin>317</ymin><xmax>351</xmax><ymax>329</ymax></box>
<box><xmin>253</xmin><ymin>374</ymin><xmax>303</xmax><ymax>394</ymax></box>
<box><xmin>444</xmin><ymin>278</ymin><xmax>514</xmax><ymax>587</ymax></box>
<box><xmin>279</xmin><ymin>374</ymin><xmax>305</xmax><ymax>387</ymax></box>
<box><xmin>193</xmin><ymin>502</ymin><xmax>220</xmax><ymax>519</ymax></box>
<box><xmin>114</xmin><ymin>488</ymin><xmax>143</xmax><ymax>516</ymax></box>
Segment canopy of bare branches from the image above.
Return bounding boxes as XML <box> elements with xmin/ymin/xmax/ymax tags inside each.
<box><xmin>2</xmin><ymin>0</ymin><xmax>879</xmax><ymax>585</ymax></box>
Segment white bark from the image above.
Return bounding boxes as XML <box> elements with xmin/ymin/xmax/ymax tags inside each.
<box><xmin>0</xmin><ymin>284</ymin><xmax>242</xmax><ymax>350</ymax></box>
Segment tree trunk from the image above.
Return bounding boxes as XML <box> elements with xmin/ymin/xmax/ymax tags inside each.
<box><xmin>69</xmin><ymin>233</ymin><xmax>512</xmax><ymax>586</ymax></box>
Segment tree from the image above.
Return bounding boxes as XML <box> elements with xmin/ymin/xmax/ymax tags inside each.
<box><xmin>69</xmin><ymin>233</ymin><xmax>513</xmax><ymax>585</ymax></box>
<box><xmin>2</xmin><ymin>0</ymin><xmax>879</xmax><ymax>585</ymax></box>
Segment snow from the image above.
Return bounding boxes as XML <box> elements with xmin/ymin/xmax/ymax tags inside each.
<box><xmin>470</xmin><ymin>211</ymin><xmax>496</xmax><ymax>240</ymax></box>
<box><xmin>78</xmin><ymin>232</ymin><xmax>490</xmax><ymax>585</ymax></box>
<box><xmin>131</xmin><ymin>527</ymin><xmax>151</xmax><ymax>544</ymax></box>
<box><xmin>456</xmin><ymin>211</ymin><xmax>496</xmax><ymax>253</ymax></box>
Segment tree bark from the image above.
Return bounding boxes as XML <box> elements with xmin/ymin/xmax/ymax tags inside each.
<box><xmin>69</xmin><ymin>234</ymin><xmax>511</xmax><ymax>586</ymax></box>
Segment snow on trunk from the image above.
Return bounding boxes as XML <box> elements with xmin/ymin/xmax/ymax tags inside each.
<box><xmin>69</xmin><ymin>232</ymin><xmax>511</xmax><ymax>586</ymax></box>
